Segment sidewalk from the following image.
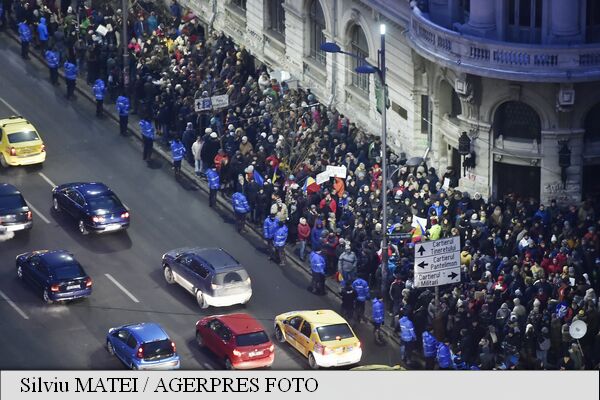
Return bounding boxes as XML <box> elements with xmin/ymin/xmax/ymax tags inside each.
<box><xmin>6</xmin><ymin>31</ymin><xmax>405</xmax><ymax>351</ymax></box>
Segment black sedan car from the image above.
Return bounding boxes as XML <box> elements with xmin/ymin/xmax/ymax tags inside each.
<box><xmin>16</xmin><ymin>250</ymin><xmax>92</xmax><ymax>304</ymax></box>
<box><xmin>0</xmin><ymin>183</ymin><xmax>32</xmax><ymax>233</ymax></box>
<box><xmin>51</xmin><ymin>182</ymin><xmax>129</xmax><ymax>235</ymax></box>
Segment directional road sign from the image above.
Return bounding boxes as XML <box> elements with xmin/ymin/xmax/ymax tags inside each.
<box><xmin>414</xmin><ymin>236</ymin><xmax>461</xmax><ymax>288</ymax></box>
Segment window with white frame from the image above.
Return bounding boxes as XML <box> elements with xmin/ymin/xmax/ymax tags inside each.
<box><xmin>350</xmin><ymin>25</ymin><xmax>369</xmax><ymax>93</ymax></box>
<box><xmin>309</xmin><ymin>0</ymin><xmax>326</xmax><ymax>64</ymax></box>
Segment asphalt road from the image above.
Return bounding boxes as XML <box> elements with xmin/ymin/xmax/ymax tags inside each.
<box><xmin>0</xmin><ymin>35</ymin><xmax>399</xmax><ymax>370</ymax></box>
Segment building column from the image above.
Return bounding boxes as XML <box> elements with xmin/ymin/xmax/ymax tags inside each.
<box><xmin>282</xmin><ymin>3</ymin><xmax>305</xmax><ymax>80</ymax></box>
<box><xmin>539</xmin><ymin>130</ymin><xmax>584</xmax><ymax>205</ymax></box>
<box><xmin>549</xmin><ymin>0</ymin><xmax>583</xmax><ymax>44</ymax></box>
<box><xmin>456</xmin><ymin>0</ymin><xmax>497</xmax><ymax>38</ymax></box>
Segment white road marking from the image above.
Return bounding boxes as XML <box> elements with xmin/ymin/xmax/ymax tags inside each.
<box><xmin>0</xmin><ymin>96</ymin><xmax>21</xmax><ymax>115</ymax></box>
<box><xmin>0</xmin><ymin>290</ymin><xmax>30</xmax><ymax>320</ymax></box>
<box><xmin>104</xmin><ymin>274</ymin><xmax>139</xmax><ymax>303</ymax></box>
<box><xmin>38</xmin><ymin>172</ymin><xmax>57</xmax><ymax>188</ymax></box>
<box><xmin>26</xmin><ymin>201</ymin><xmax>50</xmax><ymax>224</ymax></box>
<box><xmin>203</xmin><ymin>363</ymin><xmax>214</xmax><ymax>370</ymax></box>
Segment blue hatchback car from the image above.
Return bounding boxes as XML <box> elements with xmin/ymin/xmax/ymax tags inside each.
<box><xmin>51</xmin><ymin>182</ymin><xmax>130</xmax><ymax>235</ymax></box>
<box><xmin>106</xmin><ymin>323</ymin><xmax>180</xmax><ymax>370</ymax></box>
<box><xmin>16</xmin><ymin>250</ymin><xmax>92</xmax><ymax>303</ymax></box>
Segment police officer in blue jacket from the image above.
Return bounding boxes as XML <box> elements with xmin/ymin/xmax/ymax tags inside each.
<box><xmin>352</xmin><ymin>278</ymin><xmax>370</xmax><ymax>323</ymax></box>
<box><xmin>37</xmin><ymin>17</ymin><xmax>49</xmax><ymax>52</ymax></box>
<box><xmin>263</xmin><ymin>212</ymin><xmax>279</xmax><ymax>260</ymax></box>
<box><xmin>273</xmin><ymin>221</ymin><xmax>288</xmax><ymax>266</ymax></box>
<box><xmin>399</xmin><ymin>315</ymin><xmax>417</xmax><ymax>364</ymax></box>
<box><xmin>436</xmin><ymin>340</ymin><xmax>453</xmax><ymax>370</ymax></box>
<box><xmin>139</xmin><ymin>119</ymin><xmax>155</xmax><ymax>161</ymax></box>
<box><xmin>170</xmin><ymin>137</ymin><xmax>186</xmax><ymax>178</ymax></box>
<box><xmin>206</xmin><ymin>167</ymin><xmax>220</xmax><ymax>208</ymax></box>
<box><xmin>116</xmin><ymin>95</ymin><xmax>130</xmax><ymax>135</ymax></box>
<box><xmin>92</xmin><ymin>79</ymin><xmax>106</xmax><ymax>117</ymax></box>
<box><xmin>422</xmin><ymin>329</ymin><xmax>438</xmax><ymax>369</ymax></box>
<box><xmin>372</xmin><ymin>296</ymin><xmax>385</xmax><ymax>331</ymax></box>
<box><xmin>18</xmin><ymin>21</ymin><xmax>32</xmax><ymax>59</ymax></box>
<box><xmin>309</xmin><ymin>249</ymin><xmax>326</xmax><ymax>295</ymax></box>
<box><xmin>231</xmin><ymin>192</ymin><xmax>250</xmax><ymax>232</ymax></box>
<box><xmin>44</xmin><ymin>48</ymin><xmax>60</xmax><ymax>85</ymax></box>
<box><xmin>64</xmin><ymin>59</ymin><xmax>78</xmax><ymax>99</ymax></box>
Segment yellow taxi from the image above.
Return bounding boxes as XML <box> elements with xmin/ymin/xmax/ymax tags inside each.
<box><xmin>0</xmin><ymin>116</ymin><xmax>46</xmax><ymax>167</ymax></box>
<box><xmin>274</xmin><ymin>309</ymin><xmax>362</xmax><ymax>369</ymax></box>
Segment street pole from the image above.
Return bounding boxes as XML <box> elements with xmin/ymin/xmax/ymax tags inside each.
<box><xmin>122</xmin><ymin>0</ymin><xmax>129</xmax><ymax>90</ymax></box>
<box><xmin>379</xmin><ymin>24</ymin><xmax>388</xmax><ymax>299</ymax></box>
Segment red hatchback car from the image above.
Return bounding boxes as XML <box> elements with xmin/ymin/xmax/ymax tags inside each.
<box><xmin>196</xmin><ymin>313</ymin><xmax>275</xmax><ymax>369</ymax></box>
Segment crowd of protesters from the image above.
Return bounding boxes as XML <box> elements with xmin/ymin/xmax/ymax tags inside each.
<box><xmin>4</xmin><ymin>0</ymin><xmax>600</xmax><ymax>371</ymax></box>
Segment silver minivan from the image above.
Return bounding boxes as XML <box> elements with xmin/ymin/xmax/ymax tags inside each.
<box><xmin>162</xmin><ymin>247</ymin><xmax>252</xmax><ymax>308</ymax></box>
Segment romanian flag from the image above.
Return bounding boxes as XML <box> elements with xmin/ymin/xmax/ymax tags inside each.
<box><xmin>303</xmin><ymin>176</ymin><xmax>320</xmax><ymax>194</ymax></box>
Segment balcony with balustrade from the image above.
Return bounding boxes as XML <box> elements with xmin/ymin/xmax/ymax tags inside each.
<box><xmin>406</xmin><ymin>7</ymin><xmax>600</xmax><ymax>82</ymax></box>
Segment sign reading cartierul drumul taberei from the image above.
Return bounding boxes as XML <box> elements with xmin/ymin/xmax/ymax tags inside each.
<box><xmin>414</xmin><ymin>236</ymin><xmax>461</xmax><ymax>288</ymax></box>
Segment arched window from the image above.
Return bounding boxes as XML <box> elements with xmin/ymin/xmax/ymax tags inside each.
<box><xmin>309</xmin><ymin>0</ymin><xmax>326</xmax><ymax>64</ymax></box>
<box><xmin>350</xmin><ymin>25</ymin><xmax>369</xmax><ymax>93</ymax></box>
<box><xmin>585</xmin><ymin>103</ymin><xmax>600</xmax><ymax>142</ymax></box>
<box><xmin>268</xmin><ymin>0</ymin><xmax>285</xmax><ymax>35</ymax></box>
<box><xmin>493</xmin><ymin>101</ymin><xmax>541</xmax><ymax>142</ymax></box>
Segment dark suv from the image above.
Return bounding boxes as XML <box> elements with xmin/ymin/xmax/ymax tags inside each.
<box><xmin>162</xmin><ymin>248</ymin><xmax>252</xmax><ymax>309</ymax></box>
<box><xmin>0</xmin><ymin>183</ymin><xmax>32</xmax><ymax>233</ymax></box>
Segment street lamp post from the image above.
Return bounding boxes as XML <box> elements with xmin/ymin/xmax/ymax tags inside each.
<box><xmin>122</xmin><ymin>0</ymin><xmax>129</xmax><ymax>89</ymax></box>
<box><xmin>321</xmin><ymin>24</ymin><xmax>388</xmax><ymax>297</ymax></box>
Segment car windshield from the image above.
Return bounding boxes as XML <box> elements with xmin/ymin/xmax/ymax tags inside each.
<box><xmin>142</xmin><ymin>339</ymin><xmax>173</xmax><ymax>360</ymax></box>
<box><xmin>51</xmin><ymin>264</ymin><xmax>85</xmax><ymax>280</ymax></box>
<box><xmin>212</xmin><ymin>269</ymin><xmax>249</xmax><ymax>285</ymax></box>
<box><xmin>87</xmin><ymin>194</ymin><xmax>122</xmax><ymax>210</ymax></box>
<box><xmin>235</xmin><ymin>331</ymin><xmax>269</xmax><ymax>347</ymax></box>
<box><xmin>316</xmin><ymin>323</ymin><xmax>355</xmax><ymax>342</ymax></box>
<box><xmin>8</xmin><ymin>131</ymin><xmax>39</xmax><ymax>143</ymax></box>
<box><xmin>0</xmin><ymin>194</ymin><xmax>26</xmax><ymax>211</ymax></box>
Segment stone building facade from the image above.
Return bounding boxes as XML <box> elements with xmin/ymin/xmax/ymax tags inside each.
<box><xmin>172</xmin><ymin>0</ymin><xmax>600</xmax><ymax>204</ymax></box>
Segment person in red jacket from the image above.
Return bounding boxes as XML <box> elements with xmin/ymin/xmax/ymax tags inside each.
<box><xmin>319</xmin><ymin>192</ymin><xmax>337</xmax><ymax>214</ymax></box>
<box><xmin>297</xmin><ymin>217</ymin><xmax>311</xmax><ymax>261</ymax></box>
<box><xmin>322</xmin><ymin>231</ymin><xmax>339</xmax><ymax>276</ymax></box>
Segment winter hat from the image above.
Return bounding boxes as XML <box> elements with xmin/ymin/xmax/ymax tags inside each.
<box><xmin>210</xmin><ymin>132</ymin><xmax>217</xmax><ymax>138</ymax></box>
<box><xmin>205</xmin><ymin>128</ymin><xmax>213</xmax><ymax>134</ymax></box>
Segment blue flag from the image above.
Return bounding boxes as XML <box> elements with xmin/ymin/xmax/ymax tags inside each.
<box><xmin>253</xmin><ymin>170</ymin><xmax>264</xmax><ymax>186</ymax></box>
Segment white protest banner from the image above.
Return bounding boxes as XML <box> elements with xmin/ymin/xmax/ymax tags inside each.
<box><xmin>211</xmin><ymin>94</ymin><xmax>229</xmax><ymax>109</ymax></box>
<box><xmin>325</xmin><ymin>165</ymin><xmax>347</xmax><ymax>179</ymax></box>
<box><xmin>411</xmin><ymin>215</ymin><xmax>428</xmax><ymax>231</ymax></box>
<box><xmin>96</xmin><ymin>25</ymin><xmax>108</xmax><ymax>36</ymax></box>
<box><xmin>194</xmin><ymin>97</ymin><xmax>212</xmax><ymax>112</ymax></box>
<box><xmin>316</xmin><ymin>170</ymin><xmax>331</xmax><ymax>185</ymax></box>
